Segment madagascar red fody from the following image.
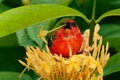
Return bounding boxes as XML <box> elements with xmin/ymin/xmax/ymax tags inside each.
<box><xmin>49</xmin><ymin>20</ymin><xmax>82</xmax><ymax>57</ymax></box>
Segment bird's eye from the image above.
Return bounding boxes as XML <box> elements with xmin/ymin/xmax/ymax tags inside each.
<box><xmin>70</xmin><ymin>22</ymin><xmax>76</xmax><ymax>27</ymax></box>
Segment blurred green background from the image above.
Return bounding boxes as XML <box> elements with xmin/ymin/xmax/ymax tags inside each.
<box><xmin>0</xmin><ymin>0</ymin><xmax>120</xmax><ymax>80</ymax></box>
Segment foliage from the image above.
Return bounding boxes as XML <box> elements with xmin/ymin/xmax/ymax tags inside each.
<box><xmin>0</xmin><ymin>71</ymin><xmax>32</xmax><ymax>80</ymax></box>
<box><xmin>0</xmin><ymin>0</ymin><xmax>120</xmax><ymax>80</ymax></box>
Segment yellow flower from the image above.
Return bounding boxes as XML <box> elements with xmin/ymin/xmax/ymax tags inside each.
<box><xmin>19</xmin><ymin>24</ymin><xmax>110</xmax><ymax>80</ymax></box>
<box><xmin>39</xmin><ymin>27</ymin><xmax>48</xmax><ymax>44</ymax></box>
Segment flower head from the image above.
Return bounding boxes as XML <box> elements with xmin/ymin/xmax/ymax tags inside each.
<box><xmin>19</xmin><ymin>24</ymin><xmax>110</xmax><ymax>80</ymax></box>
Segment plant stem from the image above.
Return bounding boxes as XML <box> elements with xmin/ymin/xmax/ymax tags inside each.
<box><xmin>91</xmin><ymin>0</ymin><xmax>96</xmax><ymax>20</ymax></box>
<box><xmin>89</xmin><ymin>0</ymin><xmax>97</xmax><ymax>45</ymax></box>
<box><xmin>48</xmin><ymin>25</ymin><xmax>64</xmax><ymax>33</ymax></box>
<box><xmin>89</xmin><ymin>20</ymin><xmax>96</xmax><ymax>45</ymax></box>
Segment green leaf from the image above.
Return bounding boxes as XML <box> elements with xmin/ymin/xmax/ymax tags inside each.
<box><xmin>99</xmin><ymin>24</ymin><xmax>120</xmax><ymax>49</ymax></box>
<box><xmin>16</xmin><ymin>29</ymin><xmax>38</xmax><ymax>47</ymax></box>
<box><xmin>96</xmin><ymin>9</ymin><xmax>120</xmax><ymax>23</ymax></box>
<box><xmin>16</xmin><ymin>19</ymin><xmax>58</xmax><ymax>48</ymax></box>
<box><xmin>0</xmin><ymin>33</ymin><xmax>19</xmax><ymax>47</ymax></box>
<box><xmin>27</xmin><ymin>21</ymin><xmax>51</xmax><ymax>48</ymax></box>
<box><xmin>0</xmin><ymin>71</ymin><xmax>32</xmax><ymax>80</ymax></box>
<box><xmin>104</xmin><ymin>52</ymin><xmax>120</xmax><ymax>76</ymax></box>
<box><xmin>0</xmin><ymin>4</ymin><xmax>89</xmax><ymax>38</ymax></box>
<box><xmin>31</xmin><ymin>0</ymin><xmax>72</xmax><ymax>6</ymax></box>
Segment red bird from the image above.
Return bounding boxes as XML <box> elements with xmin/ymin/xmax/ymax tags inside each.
<box><xmin>48</xmin><ymin>20</ymin><xmax>82</xmax><ymax>57</ymax></box>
